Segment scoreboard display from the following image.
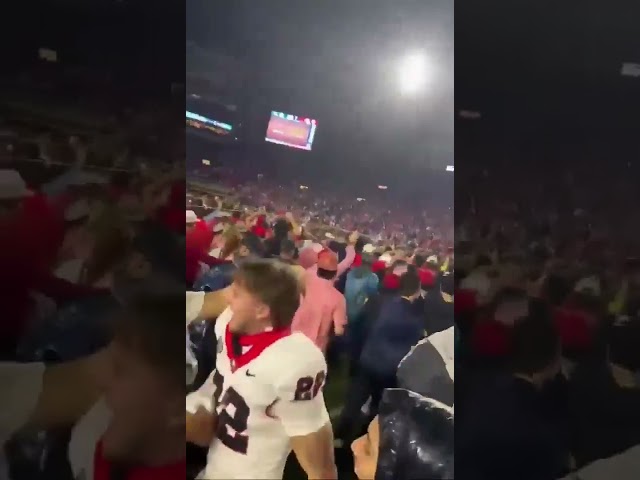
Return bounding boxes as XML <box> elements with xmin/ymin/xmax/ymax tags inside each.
<box><xmin>265</xmin><ymin>111</ymin><xmax>317</xmax><ymax>151</ymax></box>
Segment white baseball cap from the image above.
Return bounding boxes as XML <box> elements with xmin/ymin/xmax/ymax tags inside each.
<box><xmin>427</xmin><ymin>255</ymin><xmax>439</xmax><ymax>265</ymax></box>
<box><xmin>574</xmin><ymin>276</ymin><xmax>601</xmax><ymax>296</ymax></box>
<box><xmin>363</xmin><ymin>243</ymin><xmax>376</xmax><ymax>254</ymax></box>
<box><xmin>186</xmin><ymin>210</ymin><xmax>198</xmax><ymax>224</ymax></box>
<box><xmin>379</xmin><ymin>253</ymin><xmax>393</xmax><ymax>265</ymax></box>
<box><xmin>0</xmin><ymin>170</ymin><xmax>32</xmax><ymax>200</ymax></box>
<box><xmin>460</xmin><ymin>272</ymin><xmax>491</xmax><ymax>300</ymax></box>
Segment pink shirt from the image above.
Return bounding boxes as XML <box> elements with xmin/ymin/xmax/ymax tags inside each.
<box><xmin>291</xmin><ymin>270</ymin><xmax>347</xmax><ymax>352</ymax></box>
<box><xmin>307</xmin><ymin>245</ymin><xmax>356</xmax><ymax>280</ymax></box>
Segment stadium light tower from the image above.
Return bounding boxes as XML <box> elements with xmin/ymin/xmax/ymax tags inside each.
<box><xmin>397</xmin><ymin>52</ymin><xmax>429</xmax><ymax>95</ymax></box>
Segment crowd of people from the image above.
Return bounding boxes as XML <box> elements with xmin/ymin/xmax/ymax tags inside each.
<box><xmin>4</xmin><ymin>110</ymin><xmax>639</xmax><ymax>480</ymax></box>
<box><xmin>1</xmin><ymin>107</ymin><xmax>455</xmax><ymax>480</ymax></box>
<box><xmin>454</xmin><ymin>157</ymin><xmax>640</xmax><ymax>479</ymax></box>
<box><xmin>184</xmin><ymin>188</ymin><xmax>455</xmax><ymax>479</ymax></box>
<box><xmin>188</xmin><ymin>169</ymin><xmax>454</xmax><ymax>251</ymax></box>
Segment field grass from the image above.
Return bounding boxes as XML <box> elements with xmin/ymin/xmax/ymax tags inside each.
<box><xmin>325</xmin><ymin>360</ymin><xmax>350</xmax><ymax>416</ymax></box>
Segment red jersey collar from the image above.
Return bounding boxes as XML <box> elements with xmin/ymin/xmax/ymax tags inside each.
<box><xmin>225</xmin><ymin>323</ymin><xmax>291</xmax><ymax>371</ymax></box>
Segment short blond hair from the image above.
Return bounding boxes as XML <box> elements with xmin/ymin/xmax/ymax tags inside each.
<box><xmin>233</xmin><ymin>260</ymin><xmax>301</xmax><ymax>329</ymax></box>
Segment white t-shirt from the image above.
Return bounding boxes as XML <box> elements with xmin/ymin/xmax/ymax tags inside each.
<box><xmin>0</xmin><ymin>363</ymin><xmax>110</xmax><ymax>480</ymax></box>
<box><xmin>186</xmin><ymin>308</ymin><xmax>330</xmax><ymax>479</ymax></box>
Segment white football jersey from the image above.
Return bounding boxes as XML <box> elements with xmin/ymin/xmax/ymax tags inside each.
<box><xmin>187</xmin><ymin>308</ymin><xmax>330</xmax><ymax>480</ymax></box>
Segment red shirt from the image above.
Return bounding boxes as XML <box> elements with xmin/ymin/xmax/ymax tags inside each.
<box><xmin>382</xmin><ymin>273</ymin><xmax>400</xmax><ymax>290</ymax></box>
<box><xmin>554</xmin><ymin>307</ymin><xmax>593</xmax><ymax>351</ymax></box>
<box><xmin>158</xmin><ymin>181</ymin><xmax>188</xmax><ymax>233</ymax></box>
<box><xmin>20</xmin><ymin>193</ymin><xmax>66</xmax><ymax>272</ymax></box>
<box><xmin>168</xmin><ymin>181</ymin><xmax>185</xmax><ymax>206</ymax></box>
<box><xmin>372</xmin><ymin>260</ymin><xmax>388</xmax><ymax>274</ymax></box>
<box><xmin>1</xmin><ymin>192</ymin><xmax>115</xmax><ymax>347</ymax></box>
<box><xmin>186</xmin><ymin>245</ymin><xmax>230</xmax><ymax>285</ymax></box>
<box><xmin>185</xmin><ymin>221</ymin><xmax>229</xmax><ymax>285</ymax></box>
<box><xmin>454</xmin><ymin>288</ymin><xmax>477</xmax><ymax>316</ymax></box>
<box><xmin>158</xmin><ymin>205</ymin><xmax>184</xmax><ymax>233</ymax></box>
<box><xmin>471</xmin><ymin>319</ymin><xmax>511</xmax><ymax>358</ymax></box>
<box><xmin>251</xmin><ymin>224</ymin><xmax>267</xmax><ymax>238</ymax></box>
<box><xmin>417</xmin><ymin>267</ymin><xmax>436</xmax><ymax>288</ymax></box>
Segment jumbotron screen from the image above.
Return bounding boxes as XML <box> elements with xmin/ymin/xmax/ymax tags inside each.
<box><xmin>186</xmin><ymin>111</ymin><xmax>233</xmax><ymax>137</ymax></box>
<box><xmin>265</xmin><ymin>111</ymin><xmax>317</xmax><ymax>151</ymax></box>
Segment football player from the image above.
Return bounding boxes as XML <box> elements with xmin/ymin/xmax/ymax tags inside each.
<box><xmin>186</xmin><ymin>260</ymin><xmax>337</xmax><ymax>479</ymax></box>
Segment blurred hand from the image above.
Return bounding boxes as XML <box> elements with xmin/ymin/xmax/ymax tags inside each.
<box><xmin>348</xmin><ymin>231</ymin><xmax>359</xmax><ymax>245</ymax></box>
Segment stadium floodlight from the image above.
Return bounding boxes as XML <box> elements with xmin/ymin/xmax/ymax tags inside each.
<box><xmin>398</xmin><ymin>52</ymin><xmax>429</xmax><ymax>95</ymax></box>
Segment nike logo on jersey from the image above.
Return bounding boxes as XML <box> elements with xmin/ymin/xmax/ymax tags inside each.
<box><xmin>245</xmin><ymin>370</ymin><xmax>256</xmax><ymax>377</ymax></box>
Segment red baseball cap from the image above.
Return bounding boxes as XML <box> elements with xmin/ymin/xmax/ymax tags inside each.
<box><xmin>317</xmin><ymin>250</ymin><xmax>338</xmax><ymax>271</ymax></box>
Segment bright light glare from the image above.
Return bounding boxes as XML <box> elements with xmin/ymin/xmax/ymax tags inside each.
<box><xmin>398</xmin><ymin>53</ymin><xmax>429</xmax><ymax>95</ymax></box>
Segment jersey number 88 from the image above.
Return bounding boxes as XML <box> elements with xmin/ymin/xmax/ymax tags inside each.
<box><xmin>293</xmin><ymin>370</ymin><xmax>326</xmax><ymax>401</ymax></box>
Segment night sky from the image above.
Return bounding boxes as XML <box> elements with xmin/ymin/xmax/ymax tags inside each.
<box><xmin>187</xmin><ymin>0</ymin><xmax>454</xmax><ymax>182</ymax></box>
<box><xmin>3</xmin><ymin>0</ymin><xmax>636</xmax><ymax>182</ymax></box>
<box><xmin>456</xmin><ymin>2</ymin><xmax>640</xmax><ymax>164</ymax></box>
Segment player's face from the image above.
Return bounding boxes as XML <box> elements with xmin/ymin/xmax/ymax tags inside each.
<box><xmin>351</xmin><ymin>416</ymin><xmax>380</xmax><ymax>480</ymax></box>
<box><xmin>101</xmin><ymin>340</ymin><xmax>181</xmax><ymax>462</ymax></box>
<box><xmin>225</xmin><ymin>281</ymin><xmax>269</xmax><ymax>333</ymax></box>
